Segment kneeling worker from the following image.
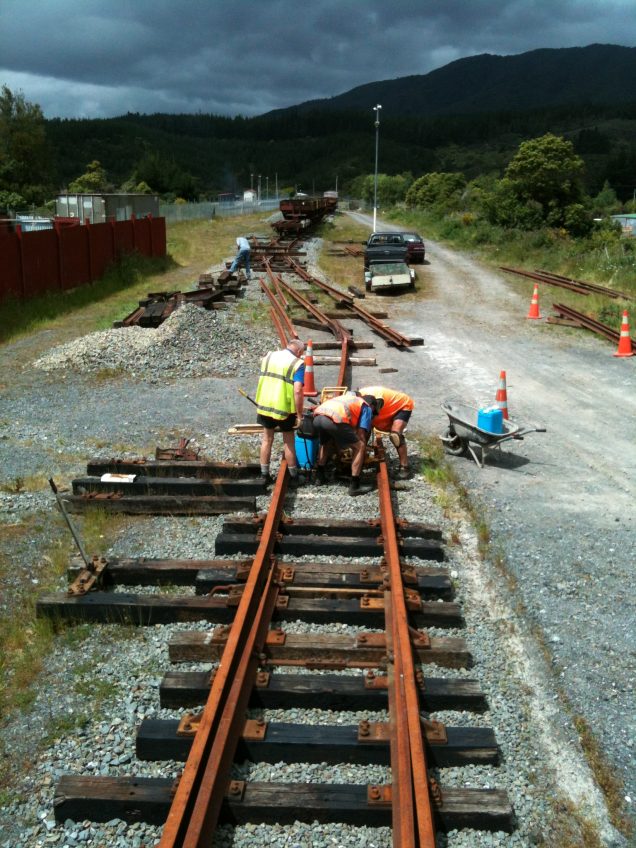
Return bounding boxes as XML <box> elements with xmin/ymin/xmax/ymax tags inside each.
<box><xmin>255</xmin><ymin>338</ymin><xmax>305</xmax><ymax>485</ymax></box>
<box><xmin>312</xmin><ymin>393</ymin><xmax>383</xmax><ymax>496</ymax></box>
<box><xmin>357</xmin><ymin>385</ymin><xmax>414</xmax><ymax>479</ymax></box>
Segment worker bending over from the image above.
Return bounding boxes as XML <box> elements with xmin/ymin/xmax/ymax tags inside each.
<box><xmin>255</xmin><ymin>338</ymin><xmax>305</xmax><ymax>486</ymax></box>
<box><xmin>357</xmin><ymin>385</ymin><xmax>414</xmax><ymax>479</ymax></box>
<box><xmin>312</xmin><ymin>393</ymin><xmax>383</xmax><ymax>496</ymax></box>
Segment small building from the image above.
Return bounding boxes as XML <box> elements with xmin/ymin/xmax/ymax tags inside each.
<box><xmin>610</xmin><ymin>214</ymin><xmax>636</xmax><ymax>235</ymax></box>
<box><xmin>55</xmin><ymin>193</ymin><xmax>160</xmax><ymax>224</ymax></box>
<box><xmin>243</xmin><ymin>189</ymin><xmax>257</xmax><ymax>203</ymax></box>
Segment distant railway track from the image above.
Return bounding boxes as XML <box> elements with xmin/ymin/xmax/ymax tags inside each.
<box><xmin>41</xmin><ymin>448</ymin><xmax>513</xmax><ymax>845</ymax></box>
<box><xmin>500</xmin><ymin>265</ymin><xmax>634</xmax><ymax>301</ymax></box>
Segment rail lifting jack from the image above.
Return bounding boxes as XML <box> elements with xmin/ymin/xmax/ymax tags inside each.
<box><xmin>49</xmin><ymin>478</ymin><xmax>106</xmax><ymax>596</ymax></box>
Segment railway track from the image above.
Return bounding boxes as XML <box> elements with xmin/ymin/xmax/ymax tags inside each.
<box><xmin>40</xmin><ymin>445</ymin><xmax>513</xmax><ymax>845</ymax></box>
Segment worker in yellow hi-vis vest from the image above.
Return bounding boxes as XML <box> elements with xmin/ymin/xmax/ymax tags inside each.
<box><xmin>254</xmin><ymin>339</ymin><xmax>305</xmax><ymax>486</ymax></box>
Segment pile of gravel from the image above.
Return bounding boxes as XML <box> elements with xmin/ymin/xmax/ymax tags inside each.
<box><xmin>32</xmin><ymin>301</ymin><xmax>277</xmax><ymax>381</ymax></box>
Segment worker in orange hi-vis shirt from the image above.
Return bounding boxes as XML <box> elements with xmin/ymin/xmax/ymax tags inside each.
<box><xmin>357</xmin><ymin>385</ymin><xmax>414</xmax><ymax>479</ymax></box>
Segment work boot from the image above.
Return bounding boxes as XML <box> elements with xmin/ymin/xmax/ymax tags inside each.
<box><xmin>348</xmin><ymin>476</ymin><xmax>373</xmax><ymax>497</ymax></box>
<box><xmin>288</xmin><ymin>474</ymin><xmax>304</xmax><ymax>489</ymax></box>
<box><xmin>314</xmin><ymin>466</ymin><xmax>327</xmax><ymax>486</ymax></box>
<box><xmin>396</xmin><ymin>466</ymin><xmax>410</xmax><ymax>480</ymax></box>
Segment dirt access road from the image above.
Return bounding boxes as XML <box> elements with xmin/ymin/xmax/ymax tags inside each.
<box><xmin>349</xmin><ymin>211</ymin><xmax>636</xmax><ymax>827</ymax></box>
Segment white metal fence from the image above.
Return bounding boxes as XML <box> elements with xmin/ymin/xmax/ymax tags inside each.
<box><xmin>160</xmin><ymin>199</ymin><xmax>281</xmax><ymax>223</ymax></box>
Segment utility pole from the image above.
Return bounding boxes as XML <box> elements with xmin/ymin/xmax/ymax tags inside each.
<box><xmin>373</xmin><ymin>104</ymin><xmax>382</xmax><ymax>232</ymax></box>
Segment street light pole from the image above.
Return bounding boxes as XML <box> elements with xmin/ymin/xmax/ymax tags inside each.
<box><xmin>373</xmin><ymin>104</ymin><xmax>382</xmax><ymax>232</ymax></box>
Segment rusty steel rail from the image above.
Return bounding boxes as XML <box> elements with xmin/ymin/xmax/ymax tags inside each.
<box><xmin>536</xmin><ymin>269</ymin><xmax>635</xmax><ymax>302</ymax></box>
<box><xmin>377</xmin><ymin>438</ymin><xmax>436</xmax><ymax>846</ymax></box>
<box><xmin>551</xmin><ymin>302</ymin><xmax>636</xmax><ymax>347</ymax></box>
<box><xmin>499</xmin><ymin>266</ymin><xmax>591</xmax><ymax>295</ymax></box>
<box><xmin>158</xmin><ymin>463</ymin><xmax>291</xmax><ymax>848</ymax></box>
<box><xmin>284</xmin><ymin>256</ymin><xmax>412</xmax><ymax>349</ymax></box>
<box><xmin>258</xmin><ymin>277</ymin><xmax>297</xmax><ymax>344</ymax></box>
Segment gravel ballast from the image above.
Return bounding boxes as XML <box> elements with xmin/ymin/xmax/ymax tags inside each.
<box><xmin>0</xmin><ymin>232</ymin><xmax>633</xmax><ymax>848</ymax></box>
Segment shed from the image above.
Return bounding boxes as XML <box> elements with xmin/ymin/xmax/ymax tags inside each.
<box><xmin>610</xmin><ymin>214</ymin><xmax>636</xmax><ymax>235</ymax></box>
<box><xmin>55</xmin><ymin>193</ymin><xmax>160</xmax><ymax>224</ymax></box>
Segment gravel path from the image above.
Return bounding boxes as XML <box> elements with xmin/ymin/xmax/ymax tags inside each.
<box><xmin>0</xmin><ymin>226</ymin><xmax>633</xmax><ymax>848</ymax></box>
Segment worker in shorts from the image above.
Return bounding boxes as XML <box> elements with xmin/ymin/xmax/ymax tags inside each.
<box><xmin>254</xmin><ymin>338</ymin><xmax>305</xmax><ymax>486</ymax></box>
<box><xmin>357</xmin><ymin>385</ymin><xmax>414</xmax><ymax>478</ymax></box>
<box><xmin>312</xmin><ymin>393</ymin><xmax>383</xmax><ymax>496</ymax></box>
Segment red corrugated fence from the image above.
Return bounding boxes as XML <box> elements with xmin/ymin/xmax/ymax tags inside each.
<box><xmin>0</xmin><ymin>216</ymin><xmax>166</xmax><ymax>303</ymax></box>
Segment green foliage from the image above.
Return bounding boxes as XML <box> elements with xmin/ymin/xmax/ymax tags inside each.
<box><xmin>0</xmin><ymin>85</ymin><xmax>55</xmax><ymax>208</ymax></box>
<box><xmin>405</xmin><ymin>171</ymin><xmax>466</xmax><ymax>209</ymax></box>
<box><xmin>504</xmin><ymin>133</ymin><xmax>585</xmax><ymax>212</ymax></box>
<box><xmin>68</xmin><ymin>159</ymin><xmax>110</xmax><ymax>193</ymax></box>
<box><xmin>133</xmin><ymin>150</ymin><xmax>198</xmax><ymax>199</ymax></box>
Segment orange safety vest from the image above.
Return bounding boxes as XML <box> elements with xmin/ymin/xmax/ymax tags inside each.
<box><xmin>314</xmin><ymin>394</ymin><xmax>367</xmax><ymax>426</ymax></box>
<box><xmin>358</xmin><ymin>386</ymin><xmax>413</xmax><ymax>432</ymax></box>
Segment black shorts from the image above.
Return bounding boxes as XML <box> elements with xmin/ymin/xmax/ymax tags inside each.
<box><xmin>257</xmin><ymin>412</ymin><xmax>296</xmax><ymax>432</ymax></box>
<box><xmin>313</xmin><ymin>415</ymin><xmax>358</xmax><ymax>449</ymax></box>
<box><xmin>393</xmin><ymin>410</ymin><xmax>412</xmax><ymax>424</ymax></box>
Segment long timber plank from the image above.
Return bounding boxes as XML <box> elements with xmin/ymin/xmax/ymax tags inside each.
<box><xmin>36</xmin><ymin>592</ymin><xmax>462</xmax><ymax>627</ymax></box>
<box><xmin>63</xmin><ymin>495</ymin><xmax>255</xmax><ymax>515</ymax></box>
<box><xmin>159</xmin><ymin>670</ymin><xmax>487</xmax><ymax>711</ymax></box>
<box><xmin>169</xmin><ymin>629</ymin><xmax>472</xmax><ymax>668</ymax></box>
<box><xmin>215</xmin><ymin>532</ymin><xmax>445</xmax><ymax>561</ymax></box>
<box><xmin>86</xmin><ymin>460</ymin><xmax>261</xmax><ymax>478</ymax></box>
<box><xmin>137</xmin><ymin>719</ymin><xmax>500</xmax><ymax>767</ymax></box>
<box><xmin>72</xmin><ymin>476</ymin><xmax>265</xmax><ymax>496</ymax></box>
<box><xmin>54</xmin><ymin>776</ymin><xmax>514</xmax><ymax>831</ymax></box>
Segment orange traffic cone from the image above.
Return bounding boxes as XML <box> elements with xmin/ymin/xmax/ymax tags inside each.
<box><xmin>526</xmin><ymin>283</ymin><xmax>541</xmax><ymax>319</ymax></box>
<box><xmin>303</xmin><ymin>338</ymin><xmax>319</xmax><ymax>396</ymax></box>
<box><xmin>495</xmin><ymin>370</ymin><xmax>509</xmax><ymax>420</ymax></box>
<box><xmin>613</xmin><ymin>310</ymin><xmax>634</xmax><ymax>358</ymax></box>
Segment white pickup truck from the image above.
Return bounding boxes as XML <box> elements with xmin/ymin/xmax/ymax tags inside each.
<box><xmin>364</xmin><ymin>260</ymin><xmax>415</xmax><ymax>293</ymax></box>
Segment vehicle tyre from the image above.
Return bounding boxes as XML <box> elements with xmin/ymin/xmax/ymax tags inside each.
<box><xmin>441</xmin><ymin>427</ymin><xmax>466</xmax><ymax>456</ymax></box>
<box><xmin>365</xmin><ymin>281</ymin><xmax>371</xmax><ymax>292</ymax></box>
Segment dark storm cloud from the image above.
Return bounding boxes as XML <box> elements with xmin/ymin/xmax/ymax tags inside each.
<box><xmin>1</xmin><ymin>0</ymin><xmax>635</xmax><ymax>118</ymax></box>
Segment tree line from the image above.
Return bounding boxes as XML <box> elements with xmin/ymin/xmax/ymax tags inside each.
<box><xmin>2</xmin><ymin>84</ymin><xmax>636</xmax><ymax>226</ymax></box>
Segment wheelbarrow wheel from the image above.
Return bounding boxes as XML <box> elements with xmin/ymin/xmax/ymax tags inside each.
<box><xmin>442</xmin><ymin>427</ymin><xmax>467</xmax><ymax>456</ymax></box>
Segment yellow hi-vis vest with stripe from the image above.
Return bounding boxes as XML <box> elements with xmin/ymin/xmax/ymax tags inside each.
<box><xmin>255</xmin><ymin>349</ymin><xmax>303</xmax><ymax>420</ymax></box>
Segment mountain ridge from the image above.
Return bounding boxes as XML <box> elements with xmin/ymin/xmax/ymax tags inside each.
<box><xmin>264</xmin><ymin>44</ymin><xmax>636</xmax><ymax>118</ymax></box>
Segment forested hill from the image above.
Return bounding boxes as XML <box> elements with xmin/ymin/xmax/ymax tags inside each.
<box><xmin>267</xmin><ymin>44</ymin><xmax>636</xmax><ymax>118</ymax></box>
<box><xmin>42</xmin><ymin>43</ymin><xmax>636</xmax><ymax>200</ymax></box>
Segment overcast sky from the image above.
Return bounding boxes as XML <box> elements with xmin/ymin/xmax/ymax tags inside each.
<box><xmin>1</xmin><ymin>0</ymin><xmax>635</xmax><ymax>120</ymax></box>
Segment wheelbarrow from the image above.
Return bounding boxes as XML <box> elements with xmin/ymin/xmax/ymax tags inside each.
<box><xmin>440</xmin><ymin>401</ymin><xmax>546</xmax><ymax>468</ymax></box>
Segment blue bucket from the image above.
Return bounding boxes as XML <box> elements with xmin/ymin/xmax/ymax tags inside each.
<box><xmin>295</xmin><ymin>433</ymin><xmax>318</xmax><ymax>469</ymax></box>
<box><xmin>477</xmin><ymin>406</ymin><xmax>503</xmax><ymax>434</ymax></box>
